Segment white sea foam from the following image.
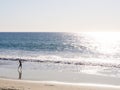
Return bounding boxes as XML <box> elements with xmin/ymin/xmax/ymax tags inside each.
<box><xmin>0</xmin><ymin>49</ymin><xmax>120</xmax><ymax>69</ymax></box>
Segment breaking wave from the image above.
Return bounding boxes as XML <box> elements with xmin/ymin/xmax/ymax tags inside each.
<box><xmin>0</xmin><ymin>54</ymin><xmax>120</xmax><ymax>68</ymax></box>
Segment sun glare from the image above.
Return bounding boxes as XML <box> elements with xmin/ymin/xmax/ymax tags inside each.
<box><xmin>84</xmin><ymin>32</ymin><xmax>120</xmax><ymax>54</ymax></box>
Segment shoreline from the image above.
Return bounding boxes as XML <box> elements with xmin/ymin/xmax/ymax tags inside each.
<box><xmin>1</xmin><ymin>65</ymin><xmax>120</xmax><ymax>85</ymax></box>
<box><xmin>0</xmin><ymin>78</ymin><xmax>120</xmax><ymax>90</ymax></box>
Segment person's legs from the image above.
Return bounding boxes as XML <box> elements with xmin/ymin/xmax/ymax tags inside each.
<box><xmin>18</xmin><ymin>65</ymin><xmax>22</xmax><ymax>72</ymax></box>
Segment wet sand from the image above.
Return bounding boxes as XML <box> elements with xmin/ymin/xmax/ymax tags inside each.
<box><xmin>1</xmin><ymin>60</ymin><xmax>120</xmax><ymax>90</ymax></box>
<box><xmin>0</xmin><ymin>78</ymin><xmax>120</xmax><ymax>90</ymax></box>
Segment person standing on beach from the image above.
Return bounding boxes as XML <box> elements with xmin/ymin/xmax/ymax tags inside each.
<box><xmin>18</xmin><ymin>60</ymin><xmax>22</xmax><ymax>69</ymax></box>
<box><xmin>18</xmin><ymin>60</ymin><xmax>22</xmax><ymax>79</ymax></box>
<box><xmin>18</xmin><ymin>60</ymin><xmax>22</xmax><ymax>73</ymax></box>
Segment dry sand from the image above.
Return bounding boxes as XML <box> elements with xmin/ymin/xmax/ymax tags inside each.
<box><xmin>0</xmin><ymin>78</ymin><xmax>120</xmax><ymax>90</ymax></box>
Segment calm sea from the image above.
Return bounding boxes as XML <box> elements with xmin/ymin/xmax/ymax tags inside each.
<box><xmin>0</xmin><ymin>32</ymin><xmax>120</xmax><ymax>78</ymax></box>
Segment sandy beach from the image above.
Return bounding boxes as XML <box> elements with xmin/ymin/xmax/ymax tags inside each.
<box><xmin>0</xmin><ymin>78</ymin><xmax>120</xmax><ymax>90</ymax></box>
<box><xmin>1</xmin><ymin>60</ymin><xmax>120</xmax><ymax>90</ymax></box>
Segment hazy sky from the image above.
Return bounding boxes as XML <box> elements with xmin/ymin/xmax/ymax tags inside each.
<box><xmin>0</xmin><ymin>0</ymin><xmax>120</xmax><ymax>32</ymax></box>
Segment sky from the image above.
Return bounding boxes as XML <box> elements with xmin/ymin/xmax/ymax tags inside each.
<box><xmin>0</xmin><ymin>0</ymin><xmax>120</xmax><ymax>32</ymax></box>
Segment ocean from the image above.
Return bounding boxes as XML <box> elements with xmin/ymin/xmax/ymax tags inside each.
<box><xmin>0</xmin><ymin>32</ymin><xmax>120</xmax><ymax>83</ymax></box>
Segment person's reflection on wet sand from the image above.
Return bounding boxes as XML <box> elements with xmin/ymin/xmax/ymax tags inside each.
<box><xmin>18</xmin><ymin>70</ymin><xmax>22</xmax><ymax>79</ymax></box>
<box><xmin>18</xmin><ymin>60</ymin><xmax>22</xmax><ymax>79</ymax></box>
